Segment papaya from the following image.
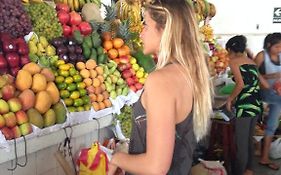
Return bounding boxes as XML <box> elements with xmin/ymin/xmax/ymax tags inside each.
<box><xmin>15</xmin><ymin>70</ymin><xmax>32</xmax><ymax>91</ymax></box>
<box><xmin>52</xmin><ymin>102</ymin><xmax>67</xmax><ymax>124</ymax></box>
<box><xmin>31</xmin><ymin>73</ymin><xmax>47</xmax><ymax>92</ymax></box>
<box><xmin>22</xmin><ymin>62</ymin><xmax>41</xmax><ymax>75</ymax></box>
<box><xmin>46</xmin><ymin>82</ymin><xmax>60</xmax><ymax>104</ymax></box>
<box><xmin>34</xmin><ymin>91</ymin><xmax>52</xmax><ymax>114</ymax></box>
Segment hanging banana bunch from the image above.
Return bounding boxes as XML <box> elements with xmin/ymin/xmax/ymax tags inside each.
<box><xmin>116</xmin><ymin>0</ymin><xmax>143</xmax><ymax>33</ymax></box>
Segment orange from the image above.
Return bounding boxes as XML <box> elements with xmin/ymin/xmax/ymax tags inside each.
<box><xmin>97</xmin><ymin>94</ymin><xmax>104</xmax><ymax>102</ymax></box>
<box><xmin>95</xmin><ymin>66</ymin><xmax>104</xmax><ymax>75</ymax></box>
<box><xmin>92</xmin><ymin>78</ymin><xmax>101</xmax><ymax>87</ymax></box>
<box><xmin>89</xmin><ymin>93</ymin><xmax>97</xmax><ymax>102</ymax></box>
<box><xmin>122</xmin><ymin>45</ymin><xmax>130</xmax><ymax>55</ymax></box>
<box><xmin>108</xmin><ymin>48</ymin><xmax>118</xmax><ymax>59</ymax></box>
<box><xmin>83</xmin><ymin>78</ymin><xmax>92</xmax><ymax>87</ymax></box>
<box><xmin>98</xmin><ymin>101</ymin><xmax>105</xmax><ymax>110</ymax></box>
<box><xmin>118</xmin><ymin>47</ymin><xmax>127</xmax><ymax>57</ymax></box>
<box><xmin>103</xmin><ymin>40</ymin><xmax>113</xmax><ymax>51</ymax></box>
<box><xmin>92</xmin><ymin>102</ymin><xmax>99</xmax><ymax>111</ymax></box>
<box><xmin>102</xmin><ymin>32</ymin><xmax>112</xmax><ymax>41</ymax></box>
<box><xmin>76</xmin><ymin>62</ymin><xmax>85</xmax><ymax>70</ymax></box>
<box><xmin>85</xmin><ymin>59</ymin><xmax>97</xmax><ymax>70</ymax></box>
<box><xmin>113</xmin><ymin>58</ymin><xmax>120</xmax><ymax>64</ymax></box>
<box><xmin>80</xmin><ymin>69</ymin><xmax>90</xmax><ymax>79</ymax></box>
<box><xmin>113</xmin><ymin>38</ymin><xmax>124</xmax><ymax>49</ymax></box>
<box><xmin>104</xmin><ymin>99</ymin><xmax>112</xmax><ymax>108</ymax></box>
<box><xmin>90</xmin><ymin>69</ymin><xmax>97</xmax><ymax>79</ymax></box>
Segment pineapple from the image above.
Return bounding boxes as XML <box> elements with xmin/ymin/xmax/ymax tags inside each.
<box><xmin>103</xmin><ymin>0</ymin><xmax>121</xmax><ymax>36</ymax></box>
<box><xmin>100</xmin><ymin>21</ymin><xmax>112</xmax><ymax>41</ymax></box>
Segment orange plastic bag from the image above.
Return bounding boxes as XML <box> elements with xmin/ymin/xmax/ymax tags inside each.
<box><xmin>77</xmin><ymin>143</ymin><xmax>108</xmax><ymax>175</ymax></box>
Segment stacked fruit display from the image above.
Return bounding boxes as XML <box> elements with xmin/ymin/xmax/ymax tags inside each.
<box><xmin>54</xmin><ymin>0</ymin><xmax>102</xmax><ymax>11</ymax></box>
<box><xmin>55</xmin><ymin>4</ymin><xmax>92</xmax><ymax>37</ymax></box>
<box><xmin>51</xmin><ymin>37</ymin><xmax>85</xmax><ymax>64</ymax></box>
<box><xmin>28</xmin><ymin>34</ymin><xmax>58</xmax><ymax>68</ymax></box>
<box><xmin>25</xmin><ymin>2</ymin><xmax>62</xmax><ymax>41</ymax></box>
<box><xmin>0</xmin><ymin>74</ymin><xmax>33</xmax><ymax>140</ymax></box>
<box><xmin>0</xmin><ymin>0</ymin><xmax>32</xmax><ymax>38</ymax></box>
<box><xmin>53</xmin><ymin>60</ymin><xmax>91</xmax><ymax>112</ymax></box>
<box><xmin>208</xmin><ymin>45</ymin><xmax>229</xmax><ymax>76</ymax></box>
<box><xmin>75</xmin><ymin>60</ymin><xmax>112</xmax><ymax>111</ymax></box>
<box><xmin>101</xmin><ymin>60</ymin><xmax>129</xmax><ymax>98</ymax></box>
<box><xmin>0</xmin><ymin>33</ymin><xmax>30</xmax><ymax>76</ymax></box>
<box><xmin>15</xmin><ymin>62</ymin><xmax>67</xmax><ymax>129</ymax></box>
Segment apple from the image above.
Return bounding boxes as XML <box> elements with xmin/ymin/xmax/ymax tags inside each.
<box><xmin>57</xmin><ymin>11</ymin><xmax>70</xmax><ymax>24</ymax></box>
<box><xmin>8</xmin><ymin>98</ymin><xmax>22</xmax><ymax>112</ymax></box>
<box><xmin>119</xmin><ymin>56</ymin><xmax>130</xmax><ymax>64</ymax></box>
<box><xmin>118</xmin><ymin>64</ymin><xmax>127</xmax><ymax>72</ymax></box>
<box><xmin>19</xmin><ymin>123</ymin><xmax>32</xmax><ymax>136</ymax></box>
<box><xmin>0</xmin><ymin>115</ymin><xmax>5</xmax><ymax>128</ymax></box>
<box><xmin>3</xmin><ymin>112</ymin><xmax>17</xmax><ymax>128</ymax></box>
<box><xmin>62</xmin><ymin>25</ymin><xmax>72</xmax><ymax>37</ymax></box>
<box><xmin>0</xmin><ymin>127</ymin><xmax>14</xmax><ymax>140</ymax></box>
<box><xmin>6</xmin><ymin>52</ymin><xmax>20</xmax><ymax>68</ymax></box>
<box><xmin>0</xmin><ymin>99</ymin><xmax>9</xmax><ymax>114</ymax></box>
<box><xmin>129</xmin><ymin>85</ymin><xmax>137</xmax><ymax>92</ymax></box>
<box><xmin>11</xmin><ymin>125</ymin><xmax>21</xmax><ymax>138</ymax></box>
<box><xmin>126</xmin><ymin>77</ymin><xmax>135</xmax><ymax>86</ymax></box>
<box><xmin>86</xmin><ymin>86</ymin><xmax>95</xmax><ymax>94</ymax></box>
<box><xmin>20</xmin><ymin>54</ymin><xmax>30</xmax><ymax>66</ymax></box>
<box><xmin>2</xmin><ymin>74</ymin><xmax>14</xmax><ymax>84</ymax></box>
<box><xmin>0</xmin><ymin>53</ymin><xmax>8</xmax><ymax>69</ymax></box>
<box><xmin>135</xmin><ymin>82</ymin><xmax>143</xmax><ymax>90</ymax></box>
<box><xmin>15</xmin><ymin>110</ymin><xmax>28</xmax><ymax>125</ymax></box>
<box><xmin>10</xmin><ymin>66</ymin><xmax>20</xmax><ymax>76</ymax></box>
<box><xmin>1</xmin><ymin>84</ymin><xmax>15</xmax><ymax>101</ymax></box>
<box><xmin>122</xmin><ymin>70</ymin><xmax>132</xmax><ymax>79</ymax></box>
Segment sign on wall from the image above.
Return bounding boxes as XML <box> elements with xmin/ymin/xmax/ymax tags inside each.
<box><xmin>273</xmin><ymin>7</ymin><xmax>281</xmax><ymax>23</ymax></box>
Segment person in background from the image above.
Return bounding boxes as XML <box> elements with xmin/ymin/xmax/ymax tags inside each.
<box><xmin>255</xmin><ymin>32</ymin><xmax>281</xmax><ymax>170</ymax></box>
<box><xmin>108</xmin><ymin>0</ymin><xmax>213</xmax><ymax>174</ymax></box>
<box><xmin>225</xmin><ymin>35</ymin><xmax>269</xmax><ymax>175</ymax></box>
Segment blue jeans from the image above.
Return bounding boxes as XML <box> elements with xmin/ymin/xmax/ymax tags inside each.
<box><xmin>261</xmin><ymin>89</ymin><xmax>281</xmax><ymax>136</ymax></box>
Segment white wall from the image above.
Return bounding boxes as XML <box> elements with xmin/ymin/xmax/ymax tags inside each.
<box><xmin>208</xmin><ymin>0</ymin><xmax>281</xmax><ymax>55</ymax></box>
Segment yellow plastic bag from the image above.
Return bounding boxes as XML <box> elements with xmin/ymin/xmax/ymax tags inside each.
<box><xmin>77</xmin><ymin>142</ymin><xmax>108</xmax><ymax>175</ymax></box>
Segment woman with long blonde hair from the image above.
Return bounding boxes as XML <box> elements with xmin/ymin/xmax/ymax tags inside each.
<box><xmin>109</xmin><ymin>0</ymin><xmax>213</xmax><ymax>174</ymax></box>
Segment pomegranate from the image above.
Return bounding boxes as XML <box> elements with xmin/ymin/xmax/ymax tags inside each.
<box><xmin>69</xmin><ymin>11</ymin><xmax>82</xmax><ymax>26</ymax></box>
<box><xmin>58</xmin><ymin>11</ymin><xmax>70</xmax><ymax>25</ymax></box>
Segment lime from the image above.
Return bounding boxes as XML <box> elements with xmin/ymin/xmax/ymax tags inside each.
<box><xmin>58</xmin><ymin>70</ymin><xmax>69</xmax><ymax>77</ymax></box>
<box><xmin>67</xmin><ymin>106</ymin><xmax>76</xmax><ymax>112</ymax></box>
<box><xmin>67</xmin><ymin>83</ymin><xmax>77</xmax><ymax>91</ymax></box>
<box><xmin>84</xmin><ymin>104</ymin><xmax>91</xmax><ymax>111</ymax></box>
<box><xmin>70</xmin><ymin>91</ymin><xmax>80</xmax><ymax>99</ymax></box>
<box><xmin>60</xmin><ymin>90</ymin><xmax>70</xmax><ymax>99</ymax></box>
<box><xmin>55</xmin><ymin>76</ymin><xmax>65</xmax><ymax>83</ymax></box>
<box><xmin>65</xmin><ymin>77</ymin><xmax>74</xmax><ymax>84</ymax></box>
<box><xmin>82</xmin><ymin>95</ymin><xmax>90</xmax><ymax>105</ymax></box>
<box><xmin>73</xmin><ymin>98</ymin><xmax>83</xmax><ymax>107</ymax></box>
<box><xmin>79</xmin><ymin>89</ymin><xmax>87</xmax><ymax>97</ymax></box>
<box><xmin>77</xmin><ymin>82</ymin><xmax>86</xmax><ymax>89</ymax></box>
<box><xmin>76</xmin><ymin>106</ymin><xmax>85</xmax><ymax>112</ymax></box>
<box><xmin>64</xmin><ymin>98</ymin><xmax>74</xmax><ymax>106</ymax></box>
<box><xmin>56</xmin><ymin>60</ymin><xmax>65</xmax><ymax>67</ymax></box>
<box><xmin>57</xmin><ymin>82</ymin><xmax>67</xmax><ymax>90</ymax></box>
<box><xmin>59</xmin><ymin>64</ymin><xmax>70</xmax><ymax>71</ymax></box>
<box><xmin>69</xmin><ymin>67</ymin><xmax>77</xmax><ymax>76</ymax></box>
<box><xmin>73</xmin><ymin>74</ymin><xmax>82</xmax><ymax>83</ymax></box>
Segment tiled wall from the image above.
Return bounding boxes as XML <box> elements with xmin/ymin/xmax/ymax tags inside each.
<box><xmin>0</xmin><ymin>127</ymin><xmax>114</xmax><ymax>175</ymax></box>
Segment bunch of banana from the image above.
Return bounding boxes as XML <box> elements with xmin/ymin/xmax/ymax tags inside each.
<box><xmin>22</xmin><ymin>0</ymin><xmax>44</xmax><ymax>4</ymax></box>
<box><xmin>54</xmin><ymin>0</ymin><xmax>90</xmax><ymax>11</ymax></box>
<box><xmin>116</xmin><ymin>0</ymin><xmax>142</xmax><ymax>33</ymax></box>
<box><xmin>200</xmin><ymin>24</ymin><xmax>214</xmax><ymax>42</ymax></box>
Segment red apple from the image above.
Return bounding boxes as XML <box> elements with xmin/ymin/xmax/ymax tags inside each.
<box><xmin>3</xmin><ymin>112</ymin><xmax>17</xmax><ymax>128</ymax></box>
<box><xmin>0</xmin><ymin>53</ymin><xmax>8</xmax><ymax>69</ymax></box>
<box><xmin>58</xmin><ymin>11</ymin><xmax>70</xmax><ymax>25</ymax></box>
<box><xmin>2</xmin><ymin>40</ymin><xmax>17</xmax><ymax>53</ymax></box>
<box><xmin>8</xmin><ymin>98</ymin><xmax>22</xmax><ymax>112</ymax></box>
<box><xmin>129</xmin><ymin>85</ymin><xmax>137</xmax><ymax>92</ymax></box>
<box><xmin>20</xmin><ymin>54</ymin><xmax>30</xmax><ymax>66</ymax></box>
<box><xmin>15</xmin><ymin>110</ymin><xmax>28</xmax><ymax>125</ymax></box>
<box><xmin>69</xmin><ymin>11</ymin><xmax>82</xmax><ymax>26</ymax></box>
<box><xmin>19</xmin><ymin>122</ymin><xmax>32</xmax><ymax>136</ymax></box>
<box><xmin>78</xmin><ymin>22</ymin><xmax>92</xmax><ymax>36</ymax></box>
<box><xmin>10</xmin><ymin>67</ymin><xmax>20</xmax><ymax>76</ymax></box>
<box><xmin>17</xmin><ymin>42</ymin><xmax>29</xmax><ymax>55</ymax></box>
<box><xmin>122</xmin><ymin>70</ymin><xmax>132</xmax><ymax>79</ymax></box>
<box><xmin>0</xmin><ymin>99</ymin><xmax>9</xmax><ymax>114</ymax></box>
<box><xmin>135</xmin><ymin>82</ymin><xmax>143</xmax><ymax>90</ymax></box>
<box><xmin>1</xmin><ymin>84</ymin><xmax>15</xmax><ymax>101</ymax></box>
<box><xmin>0</xmin><ymin>115</ymin><xmax>5</xmax><ymax>128</ymax></box>
<box><xmin>126</xmin><ymin>77</ymin><xmax>135</xmax><ymax>86</ymax></box>
<box><xmin>63</xmin><ymin>25</ymin><xmax>72</xmax><ymax>37</ymax></box>
<box><xmin>56</xmin><ymin>3</ymin><xmax>70</xmax><ymax>13</ymax></box>
<box><xmin>6</xmin><ymin>52</ymin><xmax>20</xmax><ymax>68</ymax></box>
<box><xmin>0</xmin><ymin>127</ymin><xmax>14</xmax><ymax>140</ymax></box>
<box><xmin>11</xmin><ymin>125</ymin><xmax>21</xmax><ymax>138</ymax></box>
<box><xmin>119</xmin><ymin>56</ymin><xmax>130</xmax><ymax>64</ymax></box>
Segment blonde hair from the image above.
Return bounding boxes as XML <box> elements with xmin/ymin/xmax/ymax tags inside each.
<box><xmin>145</xmin><ymin>0</ymin><xmax>213</xmax><ymax>141</ymax></box>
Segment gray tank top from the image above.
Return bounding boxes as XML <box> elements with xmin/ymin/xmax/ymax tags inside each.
<box><xmin>126</xmin><ymin>94</ymin><xmax>196</xmax><ymax>175</ymax></box>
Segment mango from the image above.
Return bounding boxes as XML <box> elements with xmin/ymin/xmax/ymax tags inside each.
<box><xmin>46</xmin><ymin>82</ymin><xmax>60</xmax><ymax>105</ymax></box>
<box><xmin>22</xmin><ymin>62</ymin><xmax>41</xmax><ymax>75</ymax></box>
<box><xmin>27</xmin><ymin>108</ymin><xmax>44</xmax><ymax>129</ymax></box>
<box><xmin>34</xmin><ymin>91</ymin><xmax>52</xmax><ymax>114</ymax></box>
<box><xmin>43</xmin><ymin>109</ymin><xmax>56</xmax><ymax>127</ymax></box>
<box><xmin>18</xmin><ymin>89</ymin><xmax>35</xmax><ymax>111</ymax></box>
<box><xmin>15</xmin><ymin>70</ymin><xmax>32</xmax><ymax>91</ymax></box>
<box><xmin>52</xmin><ymin>102</ymin><xmax>66</xmax><ymax>124</ymax></box>
<box><xmin>32</xmin><ymin>73</ymin><xmax>47</xmax><ymax>92</ymax></box>
<box><xmin>40</xmin><ymin>68</ymin><xmax>55</xmax><ymax>82</ymax></box>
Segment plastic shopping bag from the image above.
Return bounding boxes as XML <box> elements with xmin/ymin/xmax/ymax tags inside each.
<box><xmin>269</xmin><ymin>138</ymin><xmax>281</xmax><ymax>159</ymax></box>
<box><xmin>77</xmin><ymin>142</ymin><xmax>108</xmax><ymax>175</ymax></box>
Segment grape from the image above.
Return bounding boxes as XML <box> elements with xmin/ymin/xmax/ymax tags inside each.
<box><xmin>115</xmin><ymin>105</ymin><xmax>133</xmax><ymax>138</ymax></box>
<box><xmin>0</xmin><ymin>0</ymin><xmax>32</xmax><ymax>38</ymax></box>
